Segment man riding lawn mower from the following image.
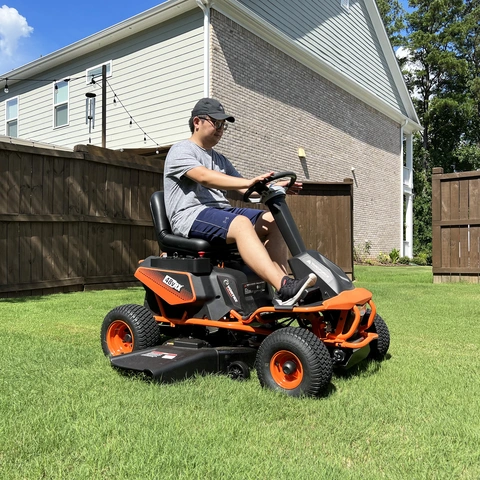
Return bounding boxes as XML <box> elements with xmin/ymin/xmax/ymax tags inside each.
<box><xmin>101</xmin><ymin>172</ymin><xmax>390</xmax><ymax>397</ymax></box>
<box><xmin>100</xmin><ymin>98</ymin><xmax>390</xmax><ymax>397</ymax></box>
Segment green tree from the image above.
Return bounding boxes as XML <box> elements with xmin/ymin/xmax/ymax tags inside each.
<box><xmin>400</xmin><ymin>1</ymin><xmax>480</xmax><ymax>259</ymax></box>
<box><xmin>376</xmin><ymin>0</ymin><xmax>406</xmax><ymax>47</ymax></box>
<box><xmin>379</xmin><ymin>1</ymin><xmax>480</xmax><ymax>260</ymax></box>
<box><xmin>452</xmin><ymin>0</ymin><xmax>480</xmax><ymax>165</ymax></box>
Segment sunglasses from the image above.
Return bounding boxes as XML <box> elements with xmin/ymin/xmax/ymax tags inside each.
<box><xmin>198</xmin><ymin>116</ymin><xmax>228</xmax><ymax>131</ymax></box>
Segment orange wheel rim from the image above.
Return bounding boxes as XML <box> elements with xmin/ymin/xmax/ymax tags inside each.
<box><xmin>106</xmin><ymin>320</ymin><xmax>134</xmax><ymax>355</ymax></box>
<box><xmin>270</xmin><ymin>350</ymin><xmax>303</xmax><ymax>389</ymax></box>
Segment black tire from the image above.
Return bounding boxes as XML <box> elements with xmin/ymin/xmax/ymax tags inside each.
<box><xmin>101</xmin><ymin>304</ymin><xmax>160</xmax><ymax>356</ymax></box>
<box><xmin>227</xmin><ymin>361</ymin><xmax>251</xmax><ymax>381</ymax></box>
<box><xmin>255</xmin><ymin>327</ymin><xmax>333</xmax><ymax>397</ymax></box>
<box><xmin>367</xmin><ymin>314</ymin><xmax>390</xmax><ymax>360</ymax></box>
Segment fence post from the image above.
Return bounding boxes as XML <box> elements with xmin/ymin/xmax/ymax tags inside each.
<box><xmin>432</xmin><ymin>167</ymin><xmax>443</xmax><ymax>279</ymax></box>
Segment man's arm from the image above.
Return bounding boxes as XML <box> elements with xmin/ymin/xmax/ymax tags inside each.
<box><xmin>186</xmin><ymin>166</ymin><xmax>273</xmax><ymax>192</ymax></box>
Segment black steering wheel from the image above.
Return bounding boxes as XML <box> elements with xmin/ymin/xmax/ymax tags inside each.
<box><xmin>243</xmin><ymin>171</ymin><xmax>297</xmax><ymax>203</ymax></box>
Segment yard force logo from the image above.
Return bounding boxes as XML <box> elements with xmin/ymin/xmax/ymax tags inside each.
<box><xmin>163</xmin><ymin>275</ymin><xmax>184</xmax><ymax>292</ymax></box>
<box><xmin>223</xmin><ymin>279</ymin><xmax>239</xmax><ymax>304</ymax></box>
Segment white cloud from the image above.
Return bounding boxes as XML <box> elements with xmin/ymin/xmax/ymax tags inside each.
<box><xmin>0</xmin><ymin>5</ymin><xmax>33</xmax><ymax>57</ymax></box>
<box><xmin>395</xmin><ymin>46</ymin><xmax>425</xmax><ymax>101</ymax></box>
<box><xmin>395</xmin><ymin>46</ymin><xmax>422</xmax><ymax>72</ymax></box>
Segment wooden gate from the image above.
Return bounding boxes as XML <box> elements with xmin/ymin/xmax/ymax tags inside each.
<box><xmin>432</xmin><ymin>167</ymin><xmax>480</xmax><ymax>283</ymax></box>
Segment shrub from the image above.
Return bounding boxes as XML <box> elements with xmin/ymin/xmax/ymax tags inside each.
<box><xmin>354</xmin><ymin>240</ymin><xmax>372</xmax><ymax>263</ymax></box>
<box><xmin>389</xmin><ymin>248</ymin><xmax>400</xmax><ymax>264</ymax></box>
<box><xmin>398</xmin><ymin>256</ymin><xmax>410</xmax><ymax>265</ymax></box>
<box><xmin>377</xmin><ymin>252</ymin><xmax>391</xmax><ymax>264</ymax></box>
<box><xmin>412</xmin><ymin>256</ymin><xmax>427</xmax><ymax>266</ymax></box>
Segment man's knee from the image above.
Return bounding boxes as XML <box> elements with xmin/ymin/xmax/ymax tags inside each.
<box><xmin>227</xmin><ymin>215</ymin><xmax>256</xmax><ymax>241</ymax></box>
<box><xmin>256</xmin><ymin>211</ymin><xmax>279</xmax><ymax>236</ymax></box>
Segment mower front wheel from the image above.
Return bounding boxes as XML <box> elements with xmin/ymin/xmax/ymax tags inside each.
<box><xmin>101</xmin><ymin>304</ymin><xmax>160</xmax><ymax>357</ymax></box>
<box><xmin>367</xmin><ymin>313</ymin><xmax>390</xmax><ymax>360</ymax></box>
<box><xmin>255</xmin><ymin>327</ymin><xmax>333</xmax><ymax>397</ymax></box>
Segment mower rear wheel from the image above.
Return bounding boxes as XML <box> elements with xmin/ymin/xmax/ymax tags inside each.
<box><xmin>367</xmin><ymin>314</ymin><xmax>390</xmax><ymax>360</ymax></box>
<box><xmin>255</xmin><ymin>327</ymin><xmax>333</xmax><ymax>397</ymax></box>
<box><xmin>101</xmin><ymin>304</ymin><xmax>160</xmax><ymax>356</ymax></box>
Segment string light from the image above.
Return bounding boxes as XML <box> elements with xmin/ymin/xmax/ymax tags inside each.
<box><xmin>1</xmin><ymin>73</ymin><xmax>161</xmax><ymax>148</ymax></box>
<box><xmin>104</xmin><ymin>79</ymin><xmax>160</xmax><ymax>147</ymax></box>
<box><xmin>1</xmin><ymin>75</ymin><xmax>81</xmax><ymax>87</ymax></box>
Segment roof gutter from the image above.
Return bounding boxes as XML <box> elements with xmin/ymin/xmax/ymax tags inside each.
<box><xmin>196</xmin><ymin>0</ymin><xmax>211</xmax><ymax>97</ymax></box>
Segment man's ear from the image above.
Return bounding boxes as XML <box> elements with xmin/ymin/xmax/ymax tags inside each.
<box><xmin>193</xmin><ymin>116</ymin><xmax>201</xmax><ymax>131</ymax></box>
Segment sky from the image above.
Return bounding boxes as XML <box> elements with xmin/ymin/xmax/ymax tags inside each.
<box><xmin>0</xmin><ymin>0</ymin><xmax>412</xmax><ymax>76</ymax></box>
<box><xmin>0</xmin><ymin>1</ymin><xmax>168</xmax><ymax>75</ymax></box>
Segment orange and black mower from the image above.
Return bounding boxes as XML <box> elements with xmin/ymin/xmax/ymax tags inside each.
<box><xmin>101</xmin><ymin>172</ymin><xmax>390</xmax><ymax>397</ymax></box>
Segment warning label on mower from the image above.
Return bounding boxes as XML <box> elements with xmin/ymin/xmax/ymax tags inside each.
<box><xmin>141</xmin><ymin>351</ymin><xmax>177</xmax><ymax>360</ymax></box>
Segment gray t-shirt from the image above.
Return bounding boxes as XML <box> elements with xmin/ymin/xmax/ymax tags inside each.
<box><xmin>163</xmin><ymin>140</ymin><xmax>242</xmax><ymax>237</ymax></box>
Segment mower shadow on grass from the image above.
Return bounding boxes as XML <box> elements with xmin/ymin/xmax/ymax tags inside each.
<box><xmin>333</xmin><ymin>354</ymin><xmax>392</xmax><ymax>381</ymax></box>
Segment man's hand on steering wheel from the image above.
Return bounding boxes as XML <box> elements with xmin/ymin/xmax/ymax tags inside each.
<box><xmin>243</xmin><ymin>171</ymin><xmax>299</xmax><ymax>202</ymax></box>
<box><xmin>274</xmin><ymin>179</ymin><xmax>302</xmax><ymax>195</ymax></box>
<box><xmin>247</xmin><ymin>171</ymin><xmax>275</xmax><ymax>189</ymax></box>
<box><xmin>246</xmin><ymin>172</ymin><xmax>302</xmax><ymax>195</ymax></box>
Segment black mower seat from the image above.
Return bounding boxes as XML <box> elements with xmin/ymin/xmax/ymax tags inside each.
<box><xmin>150</xmin><ymin>191</ymin><xmax>238</xmax><ymax>258</ymax></box>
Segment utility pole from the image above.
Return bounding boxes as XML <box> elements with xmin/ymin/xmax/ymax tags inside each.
<box><xmin>102</xmin><ymin>64</ymin><xmax>107</xmax><ymax>148</ymax></box>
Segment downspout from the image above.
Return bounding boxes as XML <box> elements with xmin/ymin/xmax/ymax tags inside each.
<box><xmin>196</xmin><ymin>0</ymin><xmax>211</xmax><ymax>97</ymax></box>
<box><xmin>401</xmin><ymin>118</ymin><xmax>413</xmax><ymax>258</ymax></box>
<box><xmin>400</xmin><ymin>119</ymin><xmax>407</xmax><ymax>256</ymax></box>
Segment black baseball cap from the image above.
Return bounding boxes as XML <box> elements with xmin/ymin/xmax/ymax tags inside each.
<box><xmin>191</xmin><ymin>98</ymin><xmax>235</xmax><ymax>122</ymax></box>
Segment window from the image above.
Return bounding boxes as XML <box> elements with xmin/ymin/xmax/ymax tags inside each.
<box><xmin>54</xmin><ymin>80</ymin><xmax>69</xmax><ymax>128</ymax></box>
<box><xmin>6</xmin><ymin>97</ymin><xmax>18</xmax><ymax>137</ymax></box>
<box><xmin>86</xmin><ymin>60</ymin><xmax>112</xmax><ymax>84</ymax></box>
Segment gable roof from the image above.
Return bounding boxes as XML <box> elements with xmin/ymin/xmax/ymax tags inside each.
<box><xmin>2</xmin><ymin>0</ymin><xmax>420</xmax><ymax>132</ymax></box>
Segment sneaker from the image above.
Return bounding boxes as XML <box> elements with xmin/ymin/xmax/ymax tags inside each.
<box><xmin>274</xmin><ymin>273</ymin><xmax>317</xmax><ymax>306</ymax></box>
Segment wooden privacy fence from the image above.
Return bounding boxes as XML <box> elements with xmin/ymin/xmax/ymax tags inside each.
<box><xmin>0</xmin><ymin>142</ymin><xmax>165</xmax><ymax>297</ymax></box>
<box><xmin>0</xmin><ymin>141</ymin><xmax>353</xmax><ymax>297</ymax></box>
<box><xmin>432</xmin><ymin>167</ymin><xmax>480</xmax><ymax>283</ymax></box>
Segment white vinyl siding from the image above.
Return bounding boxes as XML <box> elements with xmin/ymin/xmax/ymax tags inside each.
<box><xmin>236</xmin><ymin>0</ymin><xmax>406</xmax><ymax>115</ymax></box>
<box><xmin>5</xmin><ymin>10</ymin><xmax>204</xmax><ymax>150</ymax></box>
<box><xmin>5</xmin><ymin>97</ymin><xmax>18</xmax><ymax>137</ymax></box>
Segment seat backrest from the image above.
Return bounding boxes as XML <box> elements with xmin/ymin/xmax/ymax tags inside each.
<box><xmin>150</xmin><ymin>191</ymin><xmax>171</xmax><ymax>240</ymax></box>
<box><xmin>150</xmin><ymin>191</ymin><xmax>213</xmax><ymax>256</ymax></box>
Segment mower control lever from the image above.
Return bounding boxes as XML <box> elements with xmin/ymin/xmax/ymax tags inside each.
<box><xmin>243</xmin><ymin>171</ymin><xmax>297</xmax><ymax>202</ymax></box>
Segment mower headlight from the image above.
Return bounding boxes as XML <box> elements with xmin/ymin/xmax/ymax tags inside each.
<box><xmin>358</xmin><ymin>304</ymin><xmax>367</xmax><ymax>317</ymax></box>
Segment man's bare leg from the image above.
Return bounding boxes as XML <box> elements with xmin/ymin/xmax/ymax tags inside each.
<box><xmin>226</xmin><ymin>215</ymin><xmax>284</xmax><ymax>290</ymax></box>
<box><xmin>254</xmin><ymin>212</ymin><xmax>289</xmax><ymax>276</ymax></box>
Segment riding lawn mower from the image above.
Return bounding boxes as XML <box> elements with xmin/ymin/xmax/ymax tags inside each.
<box><xmin>101</xmin><ymin>172</ymin><xmax>390</xmax><ymax>397</ymax></box>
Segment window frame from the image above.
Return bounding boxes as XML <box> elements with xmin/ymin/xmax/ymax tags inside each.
<box><xmin>5</xmin><ymin>96</ymin><xmax>19</xmax><ymax>137</ymax></box>
<box><xmin>85</xmin><ymin>60</ymin><xmax>113</xmax><ymax>85</ymax></box>
<box><xmin>53</xmin><ymin>79</ymin><xmax>70</xmax><ymax>129</ymax></box>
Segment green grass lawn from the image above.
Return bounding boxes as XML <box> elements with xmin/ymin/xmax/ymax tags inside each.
<box><xmin>1</xmin><ymin>266</ymin><xmax>479</xmax><ymax>479</ymax></box>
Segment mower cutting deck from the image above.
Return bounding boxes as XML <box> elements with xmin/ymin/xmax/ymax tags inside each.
<box><xmin>101</xmin><ymin>172</ymin><xmax>390</xmax><ymax>397</ymax></box>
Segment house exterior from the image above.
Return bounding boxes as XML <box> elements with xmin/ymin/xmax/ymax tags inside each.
<box><xmin>0</xmin><ymin>0</ymin><xmax>420</xmax><ymax>258</ymax></box>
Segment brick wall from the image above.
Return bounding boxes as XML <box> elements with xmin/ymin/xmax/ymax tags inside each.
<box><xmin>210</xmin><ymin>10</ymin><xmax>401</xmax><ymax>257</ymax></box>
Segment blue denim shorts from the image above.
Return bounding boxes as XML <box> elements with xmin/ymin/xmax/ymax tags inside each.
<box><xmin>189</xmin><ymin>207</ymin><xmax>264</xmax><ymax>245</ymax></box>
